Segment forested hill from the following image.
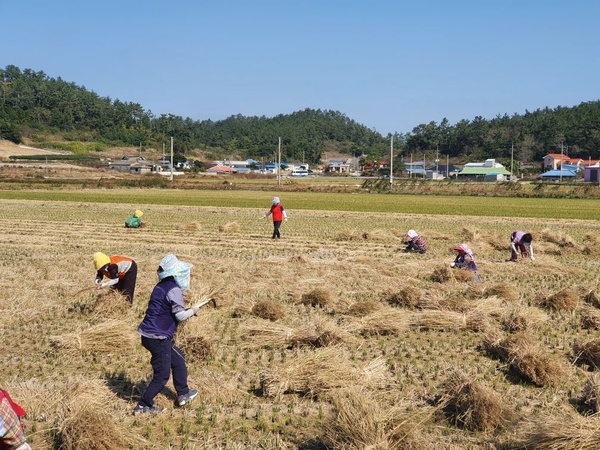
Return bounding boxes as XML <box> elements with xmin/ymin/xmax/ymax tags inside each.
<box><xmin>1</xmin><ymin>64</ymin><xmax>600</xmax><ymax>164</ymax></box>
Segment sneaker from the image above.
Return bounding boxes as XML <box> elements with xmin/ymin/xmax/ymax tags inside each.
<box><xmin>177</xmin><ymin>389</ymin><xmax>198</xmax><ymax>406</ymax></box>
<box><xmin>133</xmin><ymin>404</ymin><xmax>163</xmax><ymax>416</ymax></box>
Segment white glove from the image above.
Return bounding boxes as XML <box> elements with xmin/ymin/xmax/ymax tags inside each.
<box><xmin>284</xmin><ymin>218</ymin><xmax>288</xmax><ymax>222</ymax></box>
<box><xmin>450</xmin><ymin>262</ymin><xmax>456</xmax><ymax>268</ymax></box>
<box><xmin>530</xmin><ymin>256</ymin><xmax>535</xmax><ymax>261</ymax></box>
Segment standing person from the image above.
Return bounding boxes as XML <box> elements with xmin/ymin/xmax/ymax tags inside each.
<box><xmin>93</xmin><ymin>252</ymin><xmax>138</xmax><ymax>304</ymax></box>
<box><xmin>403</xmin><ymin>229</ymin><xmax>428</xmax><ymax>253</ymax></box>
<box><xmin>263</xmin><ymin>196</ymin><xmax>288</xmax><ymax>239</ymax></box>
<box><xmin>125</xmin><ymin>210</ymin><xmax>144</xmax><ymax>228</ymax></box>
<box><xmin>451</xmin><ymin>244</ymin><xmax>481</xmax><ymax>281</ymax></box>
<box><xmin>0</xmin><ymin>388</ymin><xmax>31</xmax><ymax>450</ymax></box>
<box><xmin>509</xmin><ymin>230</ymin><xmax>535</xmax><ymax>261</ymax></box>
<box><xmin>134</xmin><ymin>254</ymin><xmax>200</xmax><ymax>415</ymax></box>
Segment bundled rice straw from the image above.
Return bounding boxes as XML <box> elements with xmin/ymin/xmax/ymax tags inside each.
<box><xmin>300</xmin><ymin>288</ymin><xmax>333</xmax><ymax>308</ymax></box>
<box><xmin>573</xmin><ymin>338</ymin><xmax>600</xmax><ymax>369</ymax></box>
<box><xmin>483</xmin><ymin>332</ymin><xmax>567</xmax><ymax>387</ymax></box>
<box><xmin>385</xmin><ymin>286</ymin><xmax>423</xmax><ymax>309</ymax></box>
<box><xmin>345</xmin><ymin>299</ymin><xmax>382</xmax><ymax>317</ymax></box>
<box><xmin>49</xmin><ymin>319</ymin><xmax>136</xmax><ymax>355</ymax></box>
<box><xmin>581</xmin><ymin>373</ymin><xmax>600</xmax><ymax>413</ymax></box>
<box><xmin>258</xmin><ymin>347</ymin><xmax>387</xmax><ymax>399</ymax></box>
<box><xmin>218</xmin><ymin>221</ymin><xmax>240</xmax><ymax>233</ymax></box>
<box><xmin>323</xmin><ymin>387</ymin><xmax>427</xmax><ymax>450</ymax></box>
<box><xmin>409</xmin><ymin>310</ymin><xmax>467</xmax><ymax>332</ymax></box>
<box><xmin>438</xmin><ymin>370</ymin><xmax>513</xmax><ymax>431</ymax></box>
<box><xmin>355</xmin><ymin>308</ymin><xmax>410</xmax><ymax>336</ymax></box>
<box><xmin>502</xmin><ymin>307</ymin><xmax>549</xmax><ymax>333</ymax></box>
<box><xmin>251</xmin><ymin>299</ymin><xmax>286</xmax><ymax>321</ymax></box>
<box><xmin>580</xmin><ymin>306</ymin><xmax>600</xmax><ymax>330</ymax></box>
<box><xmin>511</xmin><ymin>413</ymin><xmax>600</xmax><ymax>450</ymax></box>
<box><xmin>535</xmin><ymin>288</ymin><xmax>579</xmax><ymax>312</ymax></box>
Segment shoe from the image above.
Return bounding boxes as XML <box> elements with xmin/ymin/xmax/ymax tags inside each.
<box><xmin>133</xmin><ymin>404</ymin><xmax>163</xmax><ymax>416</ymax></box>
<box><xmin>177</xmin><ymin>389</ymin><xmax>198</xmax><ymax>406</ymax></box>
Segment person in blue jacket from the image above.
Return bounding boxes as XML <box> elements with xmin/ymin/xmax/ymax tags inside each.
<box><xmin>134</xmin><ymin>254</ymin><xmax>202</xmax><ymax>415</ymax></box>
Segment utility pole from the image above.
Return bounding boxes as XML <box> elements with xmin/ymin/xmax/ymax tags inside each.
<box><xmin>277</xmin><ymin>137</ymin><xmax>281</xmax><ymax>186</ymax></box>
<box><xmin>560</xmin><ymin>141</ymin><xmax>563</xmax><ymax>183</ymax></box>
<box><xmin>389</xmin><ymin>136</ymin><xmax>394</xmax><ymax>187</ymax></box>
<box><xmin>510</xmin><ymin>143</ymin><xmax>514</xmax><ymax>181</ymax></box>
<box><xmin>170</xmin><ymin>137</ymin><xmax>174</xmax><ymax>182</ymax></box>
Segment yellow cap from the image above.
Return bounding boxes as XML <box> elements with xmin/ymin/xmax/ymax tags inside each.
<box><xmin>93</xmin><ymin>252</ymin><xmax>111</xmax><ymax>271</ymax></box>
<box><xmin>134</xmin><ymin>210</ymin><xmax>143</xmax><ymax>218</ymax></box>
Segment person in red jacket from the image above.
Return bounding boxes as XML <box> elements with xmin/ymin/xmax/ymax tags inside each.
<box><xmin>93</xmin><ymin>252</ymin><xmax>138</xmax><ymax>303</ymax></box>
<box><xmin>263</xmin><ymin>196</ymin><xmax>288</xmax><ymax>239</ymax></box>
<box><xmin>0</xmin><ymin>388</ymin><xmax>31</xmax><ymax>450</ymax></box>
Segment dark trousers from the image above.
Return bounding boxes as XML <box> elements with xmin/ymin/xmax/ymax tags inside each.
<box><xmin>116</xmin><ymin>261</ymin><xmax>137</xmax><ymax>303</ymax></box>
<box><xmin>139</xmin><ymin>336</ymin><xmax>190</xmax><ymax>407</ymax></box>
<box><xmin>511</xmin><ymin>243</ymin><xmax>527</xmax><ymax>260</ymax></box>
<box><xmin>272</xmin><ymin>221</ymin><xmax>282</xmax><ymax>238</ymax></box>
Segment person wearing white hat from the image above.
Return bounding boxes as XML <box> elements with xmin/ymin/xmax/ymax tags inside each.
<box><xmin>403</xmin><ymin>229</ymin><xmax>428</xmax><ymax>253</ymax></box>
<box><xmin>134</xmin><ymin>254</ymin><xmax>202</xmax><ymax>415</ymax></box>
<box><xmin>262</xmin><ymin>196</ymin><xmax>288</xmax><ymax>239</ymax></box>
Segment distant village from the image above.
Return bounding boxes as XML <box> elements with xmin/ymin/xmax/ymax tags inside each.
<box><xmin>106</xmin><ymin>152</ymin><xmax>600</xmax><ymax>182</ymax></box>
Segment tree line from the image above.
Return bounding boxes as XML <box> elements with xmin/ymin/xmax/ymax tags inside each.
<box><xmin>1</xmin><ymin>65</ymin><xmax>600</xmax><ymax>165</ymax></box>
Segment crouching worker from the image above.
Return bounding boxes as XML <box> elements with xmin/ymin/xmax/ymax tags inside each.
<box><xmin>125</xmin><ymin>210</ymin><xmax>144</xmax><ymax>228</ymax></box>
<box><xmin>134</xmin><ymin>254</ymin><xmax>200</xmax><ymax>415</ymax></box>
<box><xmin>93</xmin><ymin>252</ymin><xmax>138</xmax><ymax>304</ymax></box>
<box><xmin>404</xmin><ymin>229</ymin><xmax>428</xmax><ymax>253</ymax></box>
<box><xmin>510</xmin><ymin>230</ymin><xmax>534</xmax><ymax>261</ymax></box>
<box><xmin>451</xmin><ymin>243</ymin><xmax>482</xmax><ymax>282</ymax></box>
<box><xmin>0</xmin><ymin>388</ymin><xmax>31</xmax><ymax>450</ymax></box>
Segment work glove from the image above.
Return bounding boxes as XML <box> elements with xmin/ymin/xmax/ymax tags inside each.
<box><xmin>284</xmin><ymin>218</ymin><xmax>288</xmax><ymax>222</ymax></box>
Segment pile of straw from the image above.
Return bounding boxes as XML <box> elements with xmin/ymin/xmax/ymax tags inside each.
<box><xmin>583</xmin><ymin>289</ymin><xmax>600</xmax><ymax>308</ymax></box>
<box><xmin>355</xmin><ymin>309</ymin><xmax>410</xmax><ymax>336</ymax></box>
<box><xmin>385</xmin><ymin>286</ymin><xmax>423</xmax><ymax>309</ymax></box>
<box><xmin>580</xmin><ymin>306</ymin><xmax>600</xmax><ymax>330</ymax></box>
<box><xmin>218</xmin><ymin>221</ymin><xmax>240</xmax><ymax>233</ymax></box>
<box><xmin>345</xmin><ymin>299</ymin><xmax>382</xmax><ymax>317</ymax></box>
<box><xmin>483</xmin><ymin>332</ymin><xmax>567</xmax><ymax>387</ymax></box>
<box><xmin>323</xmin><ymin>387</ymin><xmax>427</xmax><ymax>450</ymax></box>
<box><xmin>581</xmin><ymin>373</ymin><xmax>600</xmax><ymax>413</ymax></box>
<box><xmin>300</xmin><ymin>288</ymin><xmax>333</xmax><ymax>308</ymax></box>
<box><xmin>438</xmin><ymin>370</ymin><xmax>513</xmax><ymax>431</ymax></box>
<box><xmin>535</xmin><ymin>288</ymin><xmax>579</xmax><ymax>312</ymax></box>
<box><xmin>510</xmin><ymin>413</ymin><xmax>600</xmax><ymax>449</ymax></box>
<box><xmin>49</xmin><ymin>319</ymin><xmax>136</xmax><ymax>355</ymax></box>
<box><xmin>259</xmin><ymin>347</ymin><xmax>387</xmax><ymax>399</ymax></box>
<box><xmin>573</xmin><ymin>338</ymin><xmax>600</xmax><ymax>369</ymax></box>
<box><xmin>252</xmin><ymin>299</ymin><xmax>286</xmax><ymax>321</ymax></box>
<box><xmin>177</xmin><ymin>335</ymin><xmax>213</xmax><ymax>363</ymax></box>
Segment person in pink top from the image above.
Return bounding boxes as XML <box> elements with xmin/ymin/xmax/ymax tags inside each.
<box><xmin>509</xmin><ymin>230</ymin><xmax>535</xmax><ymax>261</ymax></box>
<box><xmin>263</xmin><ymin>197</ymin><xmax>288</xmax><ymax>239</ymax></box>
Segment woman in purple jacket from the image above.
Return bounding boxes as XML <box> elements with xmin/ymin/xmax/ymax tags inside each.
<box><xmin>509</xmin><ymin>230</ymin><xmax>535</xmax><ymax>261</ymax></box>
<box><xmin>134</xmin><ymin>254</ymin><xmax>201</xmax><ymax>415</ymax></box>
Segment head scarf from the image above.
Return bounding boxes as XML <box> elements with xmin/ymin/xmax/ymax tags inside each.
<box><xmin>158</xmin><ymin>254</ymin><xmax>193</xmax><ymax>291</ymax></box>
<box><xmin>453</xmin><ymin>243</ymin><xmax>474</xmax><ymax>259</ymax></box>
<box><xmin>406</xmin><ymin>229</ymin><xmax>418</xmax><ymax>239</ymax></box>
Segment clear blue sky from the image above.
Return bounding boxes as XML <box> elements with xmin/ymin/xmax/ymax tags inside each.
<box><xmin>3</xmin><ymin>1</ymin><xmax>599</xmax><ymax>136</ymax></box>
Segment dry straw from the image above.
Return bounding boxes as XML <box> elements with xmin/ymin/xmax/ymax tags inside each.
<box><xmin>483</xmin><ymin>332</ymin><xmax>567</xmax><ymax>387</ymax></box>
<box><xmin>581</xmin><ymin>373</ymin><xmax>600</xmax><ymax>413</ymax></box>
<box><xmin>581</xmin><ymin>306</ymin><xmax>600</xmax><ymax>330</ymax></box>
<box><xmin>535</xmin><ymin>288</ymin><xmax>579</xmax><ymax>312</ymax></box>
<box><xmin>354</xmin><ymin>308</ymin><xmax>410</xmax><ymax>336</ymax></box>
<box><xmin>509</xmin><ymin>413</ymin><xmax>600</xmax><ymax>449</ymax></box>
<box><xmin>345</xmin><ymin>299</ymin><xmax>382</xmax><ymax>316</ymax></box>
<box><xmin>437</xmin><ymin>370</ymin><xmax>514</xmax><ymax>431</ymax></box>
<box><xmin>300</xmin><ymin>288</ymin><xmax>333</xmax><ymax>308</ymax></box>
<box><xmin>251</xmin><ymin>299</ymin><xmax>286</xmax><ymax>321</ymax></box>
<box><xmin>258</xmin><ymin>347</ymin><xmax>387</xmax><ymax>399</ymax></box>
<box><xmin>323</xmin><ymin>387</ymin><xmax>428</xmax><ymax>450</ymax></box>
<box><xmin>49</xmin><ymin>319</ymin><xmax>136</xmax><ymax>355</ymax></box>
<box><xmin>573</xmin><ymin>338</ymin><xmax>600</xmax><ymax>369</ymax></box>
<box><xmin>218</xmin><ymin>221</ymin><xmax>240</xmax><ymax>233</ymax></box>
<box><xmin>385</xmin><ymin>286</ymin><xmax>423</xmax><ymax>308</ymax></box>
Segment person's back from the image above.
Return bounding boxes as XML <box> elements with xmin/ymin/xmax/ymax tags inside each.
<box><xmin>125</xmin><ymin>210</ymin><xmax>143</xmax><ymax>228</ymax></box>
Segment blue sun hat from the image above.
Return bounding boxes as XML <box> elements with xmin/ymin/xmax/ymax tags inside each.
<box><xmin>158</xmin><ymin>253</ymin><xmax>193</xmax><ymax>291</ymax></box>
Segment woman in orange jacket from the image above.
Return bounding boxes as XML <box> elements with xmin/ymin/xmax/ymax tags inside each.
<box><xmin>93</xmin><ymin>252</ymin><xmax>138</xmax><ymax>303</ymax></box>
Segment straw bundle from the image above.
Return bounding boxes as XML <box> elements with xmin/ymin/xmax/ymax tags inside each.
<box><xmin>540</xmin><ymin>228</ymin><xmax>578</xmax><ymax>249</ymax></box>
<box><xmin>409</xmin><ymin>310</ymin><xmax>469</xmax><ymax>332</ymax></box>
<box><xmin>357</xmin><ymin>308</ymin><xmax>410</xmax><ymax>336</ymax></box>
<box><xmin>49</xmin><ymin>319</ymin><xmax>136</xmax><ymax>355</ymax></box>
<box><xmin>346</xmin><ymin>299</ymin><xmax>382</xmax><ymax>317</ymax></box>
<box><xmin>178</xmin><ymin>221</ymin><xmax>201</xmax><ymax>231</ymax></box>
<box><xmin>258</xmin><ymin>347</ymin><xmax>385</xmax><ymax>399</ymax></box>
<box><xmin>581</xmin><ymin>373</ymin><xmax>600</xmax><ymax>413</ymax></box>
<box><xmin>536</xmin><ymin>288</ymin><xmax>579</xmax><ymax>312</ymax></box>
<box><xmin>300</xmin><ymin>288</ymin><xmax>333</xmax><ymax>308</ymax></box>
<box><xmin>581</xmin><ymin>306</ymin><xmax>600</xmax><ymax>330</ymax></box>
<box><xmin>336</xmin><ymin>230</ymin><xmax>363</xmax><ymax>241</ymax></box>
<box><xmin>511</xmin><ymin>413</ymin><xmax>600</xmax><ymax>450</ymax></box>
<box><xmin>502</xmin><ymin>307</ymin><xmax>548</xmax><ymax>333</ymax></box>
<box><xmin>385</xmin><ymin>286</ymin><xmax>423</xmax><ymax>309</ymax></box>
<box><xmin>583</xmin><ymin>289</ymin><xmax>600</xmax><ymax>308</ymax></box>
<box><xmin>218</xmin><ymin>221</ymin><xmax>240</xmax><ymax>233</ymax></box>
<box><xmin>453</xmin><ymin>269</ymin><xmax>477</xmax><ymax>283</ymax></box>
<box><xmin>431</xmin><ymin>266</ymin><xmax>453</xmax><ymax>283</ymax></box>
<box><xmin>177</xmin><ymin>335</ymin><xmax>213</xmax><ymax>363</ymax></box>
<box><xmin>573</xmin><ymin>339</ymin><xmax>600</xmax><ymax>369</ymax></box>
<box><xmin>483</xmin><ymin>333</ymin><xmax>567</xmax><ymax>387</ymax></box>
<box><xmin>323</xmin><ymin>387</ymin><xmax>427</xmax><ymax>450</ymax></box>
<box><xmin>252</xmin><ymin>299</ymin><xmax>286</xmax><ymax>321</ymax></box>
<box><xmin>484</xmin><ymin>283</ymin><xmax>520</xmax><ymax>302</ymax></box>
<box><xmin>438</xmin><ymin>370</ymin><xmax>513</xmax><ymax>431</ymax></box>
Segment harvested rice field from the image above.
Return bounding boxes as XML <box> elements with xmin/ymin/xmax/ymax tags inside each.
<box><xmin>3</xmin><ymin>194</ymin><xmax>600</xmax><ymax>449</ymax></box>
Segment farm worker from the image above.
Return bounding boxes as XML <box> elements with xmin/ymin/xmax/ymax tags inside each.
<box><xmin>134</xmin><ymin>253</ymin><xmax>201</xmax><ymax>415</ymax></box>
<box><xmin>93</xmin><ymin>252</ymin><xmax>138</xmax><ymax>304</ymax></box>
<box><xmin>124</xmin><ymin>210</ymin><xmax>144</xmax><ymax>228</ymax></box>
<box><xmin>0</xmin><ymin>388</ymin><xmax>31</xmax><ymax>450</ymax></box>
<box><xmin>403</xmin><ymin>229</ymin><xmax>428</xmax><ymax>253</ymax></box>
<box><xmin>262</xmin><ymin>196</ymin><xmax>288</xmax><ymax>239</ymax></box>
<box><xmin>509</xmin><ymin>230</ymin><xmax>535</xmax><ymax>261</ymax></box>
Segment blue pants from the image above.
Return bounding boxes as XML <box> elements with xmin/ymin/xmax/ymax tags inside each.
<box><xmin>139</xmin><ymin>336</ymin><xmax>190</xmax><ymax>407</ymax></box>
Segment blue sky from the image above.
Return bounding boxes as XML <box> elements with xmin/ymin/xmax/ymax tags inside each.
<box><xmin>4</xmin><ymin>1</ymin><xmax>599</xmax><ymax>135</ymax></box>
